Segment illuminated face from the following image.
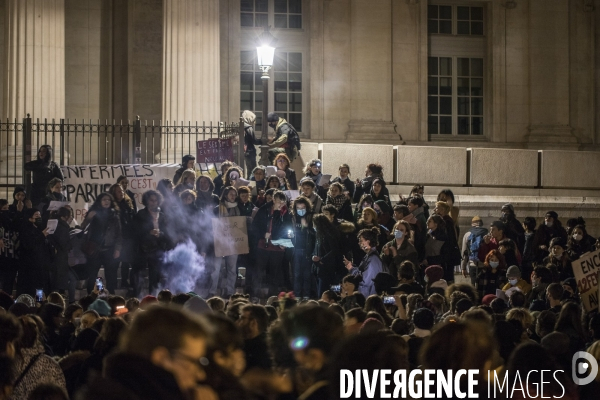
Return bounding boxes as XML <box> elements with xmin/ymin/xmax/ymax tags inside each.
<box><xmin>113</xmin><ymin>186</ymin><xmax>124</xmax><ymax>201</ymax></box>
<box><xmin>551</xmin><ymin>245</ymin><xmax>564</xmax><ymax>258</ymax></box>
<box><xmin>239</xmin><ymin>192</ymin><xmax>250</xmax><ymax>203</ymax></box>
<box><xmin>268</xmin><ymin>178</ymin><xmax>279</xmax><ymax>189</ymax></box>
<box><xmin>119</xmin><ymin>179</ymin><xmax>129</xmax><ymax>190</ymax></box>
<box><xmin>276</xmin><ymin>158</ymin><xmax>288</xmax><ymax>169</ymax></box>
<box><xmin>226</xmin><ymin>190</ymin><xmax>237</xmax><ymax>203</ymax></box>
<box><xmin>254</xmin><ymin>170</ymin><xmax>265</xmax><ymax>181</ymax></box>
<box><xmin>339</xmin><ymin>167</ymin><xmax>349</xmax><ymax>179</ymax></box>
<box><xmin>185</xmin><ymin>174</ymin><xmax>195</xmax><ymax>185</ymax></box>
<box><xmin>362</xmin><ymin>211</ymin><xmax>373</xmax><ymax>223</ymax></box>
<box><xmin>38</xmin><ymin>147</ymin><xmax>48</xmax><ymax>160</ymax></box>
<box><xmin>101</xmin><ymin>196</ymin><xmax>112</xmax><ymax>208</ymax></box>
<box><xmin>14</xmin><ymin>192</ymin><xmax>25</xmax><ymax>202</ymax></box>
<box><xmin>498</xmin><ymin>245</ymin><xmax>507</xmax><ymax>254</ymax></box>
<box><xmin>323</xmin><ymin>211</ymin><xmax>334</xmax><ymax>223</ymax></box>
<box><xmin>490</xmin><ymin>226</ymin><xmax>502</xmax><ymax>239</ymax></box>
<box><xmin>273</xmin><ymin>197</ymin><xmax>284</xmax><ymax>210</ymax></box>
<box><xmin>427</xmin><ymin>219</ymin><xmax>437</xmax><ymax>231</ymax></box>
<box><xmin>51</xmin><ymin>181</ymin><xmax>63</xmax><ymax>193</ymax></box>
<box><xmin>198</xmin><ymin>178</ymin><xmax>210</xmax><ymax>191</ymax></box>
<box><xmin>182</xmin><ymin>194</ymin><xmax>194</xmax><ymax>205</ymax></box>
<box><xmin>329</xmin><ymin>186</ymin><xmax>341</xmax><ymax>197</ymax></box>
<box><xmin>186</xmin><ymin>160</ymin><xmax>195</xmax><ymax>169</ymax></box>
<box><xmin>147</xmin><ymin>194</ymin><xmax>160</xmax><ymax>211</ymax></box>
<box><xmin>395</xmin><ymin>224</ymin><xmax>408</xmax><ymax>236</ymax></box>
<box><xmin>372</xmin><ymin>182</ymin><xmax>382</xmax><ymax>195</ymax></box>
<box><xmin>301</xmin><ymin>185</ymin><xmax>314</xmax><ymax>197</ymax></box>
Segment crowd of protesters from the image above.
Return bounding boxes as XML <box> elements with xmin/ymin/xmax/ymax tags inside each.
<box><xmin>0</xmin><ymin>127</ymin><xmax>599</xmax><ymax>398</ymax></box>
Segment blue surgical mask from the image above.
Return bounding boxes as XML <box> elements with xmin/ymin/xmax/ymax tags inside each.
<box><xmin>394</xmin><ymin>230</ymin><xmax>404</xmax><ymax>239</ymax></box>
<box><xmin>489</xmin><ymin>261</ymin><xmax>499</xmax><ymax>268</ymax></box>
<box><xmin>297</xmin><ymin>209</ymin><xmax>306</xmax><ymax>217</ymax></box>
<box><xmin>508</xmin><ymin>279</ymin><xmax>518</xmax><ymax>286</ymax></box>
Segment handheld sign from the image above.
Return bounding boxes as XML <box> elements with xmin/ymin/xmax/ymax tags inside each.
<box><xmin>572</xmin><ymin>249</ymin><xmax>600</xmax><ymax>311</ymax></box>
<box><xmin>212</xmin><ymin>216</ymin><xmax>250</xmax><ymax>257</ymax></box>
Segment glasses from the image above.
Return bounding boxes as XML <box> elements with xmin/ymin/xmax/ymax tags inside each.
<box><xmin>276</xmin><ymin>159</ymin><xmax>286</xmax><ymax>163</ymax></box>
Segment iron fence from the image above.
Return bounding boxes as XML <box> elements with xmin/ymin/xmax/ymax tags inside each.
<box><xmin>0</xmin><ymin>115</ymin><xmax>244</xmax><ymax>201</ymax></box>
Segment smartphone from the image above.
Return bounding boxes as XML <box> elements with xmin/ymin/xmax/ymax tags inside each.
<box><xmin>383</xmin><ymin>296</ymin><xmax>395</xmax><ymax>305</ymax></box>
<box><xmin>95</xmin><ymin>277</ymin><xmax>104</xmax><ymax>291</ymax></box>
<box><xmin>330</xmin><ymin>284</ymin><xmax>341</xmax><ymax>293</ymax></box>
<box><xmin>35</xmin><ymin>289</ymin><xmax>43</xmax><ymax>302</ymax></box>
<box><xmin>116</xmin><ymin>305</ymin><xmax>125</xmax><ymax>310</ymax></box>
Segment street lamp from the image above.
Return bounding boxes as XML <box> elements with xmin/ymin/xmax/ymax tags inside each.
<box><xmin>257</xmin><ymin>27</ymin><xmax>277</xmax><ymax>166</ymax></box>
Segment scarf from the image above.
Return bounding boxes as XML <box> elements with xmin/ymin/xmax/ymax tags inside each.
<box><xmin>402</xmin><ymin>213</ymin><xmax>417</xmax><ymax>225</ymax></box>
<box><xmin>276</xmin><ymin>117</ymin><xmax>288</xmax><ymax>131</ymax></box>
<box><xmin>327</xmin><ymin>194</ymin><xmax>346</xmax><ymax>210</ymax></box>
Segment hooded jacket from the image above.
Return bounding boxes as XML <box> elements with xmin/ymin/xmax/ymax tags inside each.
<box><xmin>173</xmin><ymin>155</ymin><xmax>196</xmax><ymax>185</ymax></box>
<box><xmin>24</xmin><ymin>145</ymin><xmax>64</xmax><ymax>204</ymax></box>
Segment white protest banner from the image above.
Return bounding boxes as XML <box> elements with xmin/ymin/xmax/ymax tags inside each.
<box><xmin>573</xmin><ymin>249</ymin><xmax>600</xmax><ymax>311</ymax></box>
<box><xmin>212</xmin><ymin>216</ymin><xmax>249</xmax><ymax>257</ymax></box>
<box><xmin>61</xmin><ymin>164</ymin><xmax>179</xmax><ymax>223</ymax></box>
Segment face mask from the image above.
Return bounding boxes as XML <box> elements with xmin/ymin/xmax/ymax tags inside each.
<box><xmin>553</xmin><ymin>252</ymin><xmax>563</xmax><ymax>259</ymax></box>
<box><xmin>424</xmin><ymin>275</ymin><xmax>429</xmax><ymax>283</ymax></box>
<box><xmin>573</xmin><ymin>234</ymin><xmax>582</xmax><ymax>241</ymax></box>
<box><xmin>489</xmin><ymin>261</ymin><xmax>499</xmax><ymax>268</ymax></box>
<box><xmin>394</xmin><ymin>230</ymin><xmax>404</xmax><ymax>239</ymax></box>
<box><xmin>545</xmin><ymin>221</ymin><xmax>553</xmax><ymax>228</ymax></box>
<box><xmin>74</xmin><ymin>318</ymin><xmax>81</xmax><ymax>328</ymax></box>
<box><xmin>508</xmin><ymin>279</ymin><xmax>518</xmax><ymax>286</ymax></box>
<box><xmin>297</xmin><ymin>209</ymin><xmax>306</xmax><ymax>217</ymax></box>
<box><xmin>34</xmin><ymin>217</ymin><xmax>42</xmax><ymax>226</ymax></box>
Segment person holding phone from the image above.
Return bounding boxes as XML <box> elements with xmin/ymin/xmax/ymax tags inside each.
<box><xmin>290</xmin><ymin>196</ymin><xmax>315</xmax><ymax>300</ymax></box>
<box><xmin>343</xmin><ymin>227</ymin><xmax>384</xmax><ymax>298</ymax></box>
<box><xmin>82</xmin><ymin>193</ymin><xmax>122</xmax><ymax>294</ymax></box>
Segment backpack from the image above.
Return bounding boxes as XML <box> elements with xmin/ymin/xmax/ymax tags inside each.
<box><xmin>284</xmin><ymin>123</ymin><xmax>301</xmax><ymax>150</ymax></box>
<box><xmin>467</xmin><ymin>229</ymin><xmax>487</xmax><ymax>262</ymax></box>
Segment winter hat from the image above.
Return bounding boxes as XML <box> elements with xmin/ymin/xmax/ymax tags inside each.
<box><xmin>482</xmin><ymin>294</ymin><xmax>497</xmax><ymax>306</ymax></box>
<box><xmin>506</xmin><ymin>265</ymin><xmax>521</xmax><ymax>279</ymax></box>
<box><xmin>562</xmin><ymin>278</ymin><xmax>577</xmax><ymax>294</ymax></box>
<box><xmin>372</xmin><ymin>272</ymin><xmax>398</xmax><ymax>295</ymax></box>
<box><xmin>501</xmin><ymin>203</ymin><xmax>515</xmax><ymax>214</ymax></box>
<box><xmin>140</xmin><ymin>295</ymin><xmax>158</xmax><ymax>310</ymax></box>
<box><xmin>455</xmin><ymin>298</ymin><xmax>473</xmax><ymax>316</ymax></box>
<box><xmin>471</xmin><ymin>216</ymin><xmax>483</xmax><ymax>226</ymax></box>
<box><xmin>267</xmin><ymin>112</ymin><xmax>279</xmax><ymax>122</ymax></box>
<box><xmin>549</xmin><ymin>237</ymin><xmax>566</xmax><ymax>249</ymax></box>
<box><xmin>413</xmin><ymin>308</ymin><xmax>435</xmax><ymax>330</ymax></box>
<box><xmin>13</xmin><ymin>186</ymin><xmax>26</xmax><ymax>198</ymax></box>
<box><xmin>425</xmin><ymin>265</ymin><xmax>444</xmax><ymax>283</ymax></box>
<box><xmin>546</xmin><ymin>211</ymin><xmax>558</xmax><ymax>220</ymax></box>
<box><xmin>72</xmin><ymin>328</ymin><xmax>100</xmax><ymax>352</ymax></box>
<box><xmin>15</xmin><ymin>294</ymin><xmax>35</xmax><ymax>308</ymax></box>
<box><xmin>183</xmin><ymin>296</ymin><xmax>211</xmax><ymax>315</ymax></box>
<box><xmin>88</xmin><ymin>299</ymin><xmax>111</xmax><ymax>317</ymax></box>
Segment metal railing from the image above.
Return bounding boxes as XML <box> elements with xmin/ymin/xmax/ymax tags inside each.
<box><xmin>0</xmin><ymin>115</ymin><xmax>244</xmax><ymax>201</ymax></box>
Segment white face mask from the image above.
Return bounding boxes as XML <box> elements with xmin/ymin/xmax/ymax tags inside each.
<box><xmin>545</xmin><ymin>221</ymin><xmax>553</xmax><ymax>228</ymax></box>
<box><xmin>508</xmin><ymin>279</ymin><xmax>518</xmax><ymax>286</ymax></box>
<box><xmin>489</xmin><ymin>261</ymin><xmax>500</xmax><ymax>268</ymax></box>
<box><xmin>573</xmin><ymin>234</ymin><xmax>583</xmax><ymax>241</ymax></box>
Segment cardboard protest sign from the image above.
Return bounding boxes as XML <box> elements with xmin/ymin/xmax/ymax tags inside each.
<box><xmin>573</xmin><ymin>249</ymin><xmax>600</xmax><ymax>311</ymax></box>
<box><xmin>212</xmin><ymin>216</ymin><xmax>249</xmax><ymax>257</ymax></box>
<box><xmin>61</xmin><ymin>164</ymin><xmax>179</xmax><ymax>223</ymax></box>
<box><xmin>197</xmin><ymin>139</ymin><xmax>234</xmax><ymax>163</ymax></box>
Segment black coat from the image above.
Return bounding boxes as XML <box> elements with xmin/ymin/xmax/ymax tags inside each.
<box><xmin>251</xmin><ymin>202</ymin><xmax>293</xmax><ymax>243</ymax></box>
<box><xmin>117</xmin><ymin>200</ymin><xmax>136</xmax><ymax>262</ymax></box>
<box><xmin>50</xmin><ymin>219</ymin><xmax>72</xmax><ymax>271</ymax></box>
<box><xmin>331</xmin><ymin>176</ymin><xmax>355</xmax><ymax>199</ymax></box>
<box><xmin>24</xmin><ymin>159</ymin><xmax>64</xmax><ymax>205</ymax></box>
<box><xmin>134</xmin><ymin>208</ymin><xmax>172</xmax><ymax>253</ymax></box>
<box><xmin>244</xmin><ymin>125</ymin><xmax>260</xmax><ymax>155</ymax></box>
<box><xmin>84</xmin><ymin>208</ymin><xmax>122</xmax><ymax>251</ymax></box>
<box><xmin>18</xmin><ymin>221</ymin><xmax>52</xmax><ymax>294</ymax></box>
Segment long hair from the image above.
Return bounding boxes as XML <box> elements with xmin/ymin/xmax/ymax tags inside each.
<box><xmin>218</xmin><ymin>186</ymin><xmax>238</xmax><ymax>217</ymax></box>
<box><xmin>358</xmin><ymin>207</ymin><xmax>377</xmax><ymax>226</ymax></box>
<box><xmin>313</xmin><ymin>214</ymin><xmax>341</xmax><ymax>247</ymax></box>
<box><xmin>555</xmin><ymin>302</ymin><xmax>587</xmax><ymax>342</ymax></box>
<box><xmin>195</xmin><ymin>175</ymin><xmax>215</xmax><ymax>192</ymax></box>
<box><xmin>427</xmin><ymin>215</ymin><xmax>446</xmax><ymax>232</ymax></box>
<box><xmin>355</xmin><ymin>194</ymin><xmax>374</xmax><ymax>213</ymax></box>
<box><xmin>265</xmin><ymin>175</ymin><xmax>282</xmax><ymax>189</ymax></box>
<box><xmin>358</xmin><ymin>227</ymin><xmax>380</xmax><ymax>248</ymax></box>
<box><xmin>483</xmin><ymin>249</ymin><xmax>506</xmax><ymax>270</ymax></box>
<box><xmin>46</xmin><ymin>177</ymin><xmax>62</xmax><ymax>195</ymax></box>
<box><xmin>224</xmin><ymin>166</ymin><xmax>244</xmax><ymax>187</ymax></box>
<box><xmin>292</xmin><ymin>196</ymin><xmax>313</xmax><ymax>224</ymax></box>
<box><xmin>175</xmin><ymin>169</ymin><xmax>196</xmax><ymax>187</ymax></box>
<box><xmin>37</xmin><ymin>145</ymin><xmax>53</xmax><ymax>163</ymax></box>
<box><xmin>90</xmin><ymin>192</ymin><xmax>118</xmax><ymax>212</ymax></box>
<box><xmin>109</xmin><ymin>183</ymin><xmax>133</xmax><ymax>210</ymax></box>
<box><xmin>274</xmin><ymin>153</ymin><xmax>292</xmax><ymax>170</ymax></box>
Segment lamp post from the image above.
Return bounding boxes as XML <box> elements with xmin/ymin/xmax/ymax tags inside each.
<box><xmin>257</xmin><ymin>27</ymin><xmax>276</xmax><ymax>167</ymax></box>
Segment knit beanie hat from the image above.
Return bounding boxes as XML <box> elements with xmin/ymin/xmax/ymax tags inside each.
<box><xmin>183</xmin><ymin>296</ymin><xmax>211</xmax><ymax>315</ymax></box>
<box><xmin>501</xmin><ymin>203</ymin><xmax>514</xmax><ymax>214</ymax></box>
<box><xmin>88</xmin><ymin>299</ymin><xmax>111</xmax><ymax>317</ymax></box>
<box><xmin>140</xmin><ymin>295</ymin><xmax>158</xmax><ymax>310</ymax></box>
<box><xmin>425</xmin><ymin>265</ymin><xmax>444</xmax><ymax>283</ymax></box>
<box><xmin>482</xmin><ymin>294</ymin><xmax>497</xmax><ymax>306</ymax></box>
<box><xmin>546</xmin><ymin>211</ymin><xmax>558</xmax><ymax>220</ymax></box>
<box><xmin>506</xmin><ymin>265</ymin><xmax>521</xmax><ymax>278</ymax></box>
<box><xmin>13</xmin><ymin>186</ymin><xmax>26</xmax><ymax>198</ymax></box>
<box><xmin>15</xmin><ymin>294</ymin><xmax>35</xmax><ymax>308</ymax></box>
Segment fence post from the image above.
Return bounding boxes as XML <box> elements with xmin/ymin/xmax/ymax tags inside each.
<box><xmin>60</xmin><ymin>119</ymin><xmax>65</xmax><ymax>165</ymax></box>
<box><xmin>238</xmin><ymin>118</ymin><xmax>245</xmax><ymax>170</ymax></box>
<box><xmin>134</xmin><ymin>116</ymin><xmax>141</xmax><ymax>164</ymax></box>
<box><xmin>22</xmin><ymin>114</ymin><xmax>32</xmax><ymax>193</ymax></box>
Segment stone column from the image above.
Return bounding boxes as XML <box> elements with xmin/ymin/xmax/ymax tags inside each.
<box><xmin>0</xmin><ymin>0</ymin><xmax>65</xmax><ymax>192</ymax></box>
<box><xmin>160</xmin><ymin>0</ymin><xmax>220</xmax><ymax>160</ymax></box>
<box><xmin>346</xmin><ymin>0</ymin><xmax>399</xmax><ymax>143</ymax></box>
<box><xmin>526</xmin><ymin>0</ymin><xmax>578</xmax><ymax>149</ymax></box>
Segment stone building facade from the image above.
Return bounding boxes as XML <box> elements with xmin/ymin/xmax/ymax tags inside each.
<box><xmin>1</xmin><ymin>0</ymin><xmax>600</xmax><ymax>234</ymax></box>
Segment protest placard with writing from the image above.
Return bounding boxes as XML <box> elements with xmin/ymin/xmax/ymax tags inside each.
<box><xmin>212</xmin><ymin>216</ymin><xmax>249</xmax><ymax>257</ymax></box>
<box><xmin>572</xmin><ymin>248</ymin><xmax>600</xmax><ymax>311</ymax></box>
